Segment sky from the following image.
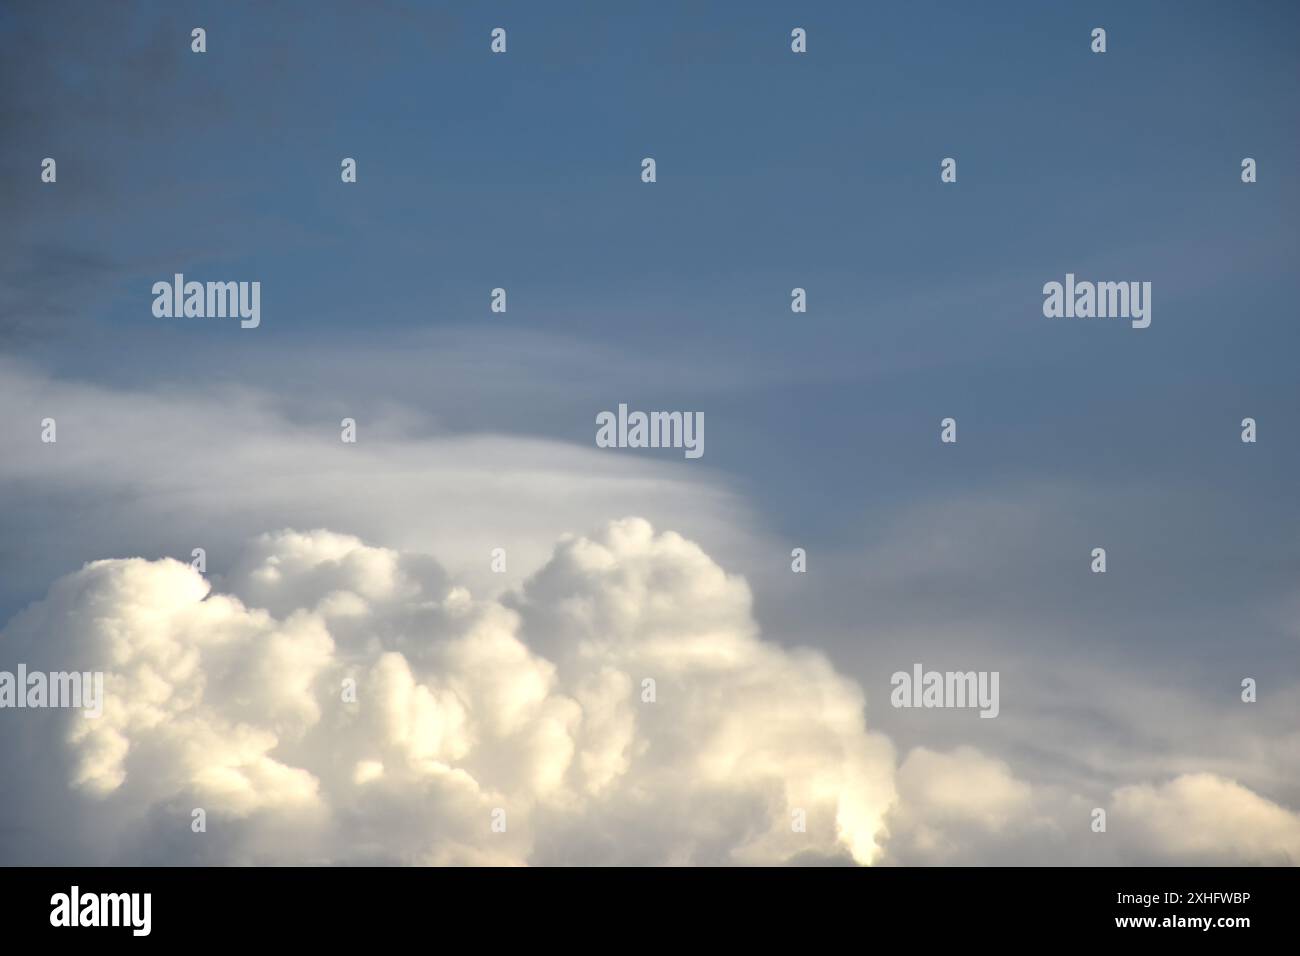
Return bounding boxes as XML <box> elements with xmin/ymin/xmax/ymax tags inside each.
<box><xmin>0</xmin><ymin>0</ymin><xmax>1297</xmax><ymax>865</ymax></box>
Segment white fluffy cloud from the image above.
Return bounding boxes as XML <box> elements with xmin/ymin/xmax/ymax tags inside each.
<box><xmin>880</xmin><ymin>747</ymin><xmax>1300</xmax><ymax>867</ymax></box>
<box><xmin>879</xmin><ymin>746</ymin><xmax>1070</xmax><ymax>865</ymax></box>
<box><xmin>0</xmin><ymin>519</ymin><xmax>897</xmax><ymax>865</ymax></box>
<box><xmin>1110</xmin><ymin>773</ymin><xmax>1300</xmax><ymax>865</ymax></box>
<box><xmin>3</xmin><ymin>519</ymin><xmax>1296</xmax><ymax>866</ymax></box>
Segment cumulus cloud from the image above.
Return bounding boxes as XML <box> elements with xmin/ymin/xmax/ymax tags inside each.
<box><xmin>0</xmin><ymin>519</ymin><xmax>897</xmax><ymax>865</ymax></box>
<box><xmin>880</xmin><ymin>748</ymin><xmax>1300</xmax><ymax>867</ymax></box>
<box><xmin>1110</xmin><ymin>773</ymin><xmax>1300</xmax><ymax>865</ymax></box>
<box><xmin>3</xmin><ymin>519</ymin><xmax>1296</xmax><ymax>866</ymax></box>
<box><xmin>880</xmin><ymin>746</ymin><xmax>1070</xmax><ymax>865</ymax></box>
